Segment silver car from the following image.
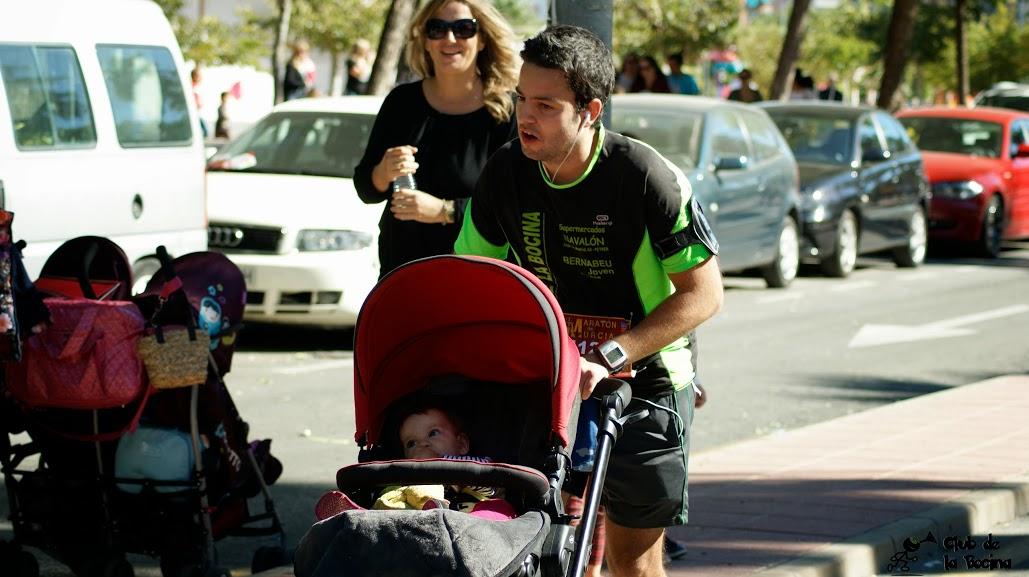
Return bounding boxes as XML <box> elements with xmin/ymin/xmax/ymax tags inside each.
<box><xmin>612</xmin><ymin>94</ymin><xmax>802</xmax><ymax>288</ymax></box>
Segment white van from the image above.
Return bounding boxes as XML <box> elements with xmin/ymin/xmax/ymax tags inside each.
<box><xmin>0</xmin><ymin>0</ymin><xmax>207</xmax><ymax>291</ymax></box>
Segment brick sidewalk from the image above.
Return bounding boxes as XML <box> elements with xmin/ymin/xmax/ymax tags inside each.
<box><xmin>667</xmin><ymin>374</ymin><xmax>1029</xmax><ymax>576</ymax></box>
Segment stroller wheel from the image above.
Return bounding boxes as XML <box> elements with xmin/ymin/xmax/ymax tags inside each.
<box><xmin>251</xmin><ymin>545</ymin><xmax>290</xmax><ymax>573</ymax></box>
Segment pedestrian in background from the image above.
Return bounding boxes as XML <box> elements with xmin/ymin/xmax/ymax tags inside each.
<box><xmin>214</xmin><ymin>91</ymin><xmax>231</xmax><ymax>139</ymax></box>
<box><xmin>353</xmin><ymin>0</ymin><xmax>518</xmax><ymax>278</ymax></box>
<box><xmin>346</xmin><ymin>38</ymin><xmax>373</xmax><ymax>95</ymax></box>
<box><xmin>728</xmin><ymin>68</ymin><xmax>763</xmax><ymax>103</ymax></box>
<box><xmin>190</xmin><ymin>66</ymin><xmax>208</xmax><ymax>137</ymax></box>
<box><xmin>615</xmin><ymin>52</ymin><xmax>639</xmax><ymax>94</ymax></box>
<box><xmin>819</xmin><ymin>73</ymin><xmax>843</xmax><ymax>101</ymax></box>
<box><xmin>283</xmin><ymin>40</ymin><xmax>316</xmax><ymax>101</ymax></box>
<box><xmin>789</xmin><ymin>69</ymin><xmax>817</xmax><ymax>100</ymax></box>
<box><xmin>666</xmin><ymin>52</ymin><xmax>700</xmax><ymax>96</ymax></box>
<box><xmin>631</xmin><ymin>55</ymin><xmax>671</xmax><ymax>93</ymax></box>
<box><xmin>455</xmin><ymin>25</ymin><xmax>724</xmax><ymax>577</ymax></box>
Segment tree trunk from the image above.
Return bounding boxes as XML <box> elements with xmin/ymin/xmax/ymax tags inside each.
<box><xmin>877</xmin><ymin>0</ymin><xmax>919</xmax><ymax>110</ymax></box>
<box><xmin>330</xmin><ymin>51</ymin><xmax>345</xmax><ymax>96</ymax></box>
<box><xmin>367</xmin><ymin>0</ymin><xmax>419</xmax><ymax>96</ymax></box>
<box><xmin>272</xmin><ymin>0</ymin><xmax>293</xmax><ymax>104</ymax></box>
<box><xmin>770</xmin><ymin>0</ymin><xmax>812</xmax><ymax>100</ymax></box>
<box><xmin>955</xmin><ymin>0</ymin><xmax>968</xmax><ymax>105</ymax></box>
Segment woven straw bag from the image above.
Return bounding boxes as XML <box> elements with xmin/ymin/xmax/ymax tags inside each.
<box><xmin>137</xmin><ymin>325</ymin><xmax>210</xmax><ymax>389</ymax></box>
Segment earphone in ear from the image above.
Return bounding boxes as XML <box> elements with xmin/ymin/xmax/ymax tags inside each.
<box><xmin>584</xmin><ymin>111</ymin><xmax>592</xmax><ymax>124</ymax></box>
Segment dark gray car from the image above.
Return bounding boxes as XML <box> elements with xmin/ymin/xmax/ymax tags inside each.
<box><xmin>974</xmin><ymin>82</ymin><xmax>1029</xmax><ymax>112</ymax></box>
<box><xmin>760</xmin><ymin>102</ymin><xmax>931</xmax><ymax>277</ymax></box>
<box><xmin>612</xmin><ymin>94</ymin><xmax>802</xmax><ymax>288</ymax></box>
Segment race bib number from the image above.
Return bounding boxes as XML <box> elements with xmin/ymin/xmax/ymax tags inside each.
<box><xmin>564</xmin><ymin>313</ymin><xmax>632</xmax><ymax>373</ymax></box>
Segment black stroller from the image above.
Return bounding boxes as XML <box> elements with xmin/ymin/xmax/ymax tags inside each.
<box><xmin>294</xmin><ymin>255</ymin><xmax>647</xmax><ymax>577</ymax></box>
<box><xmin>0</xmin><ymin>236</ymin><xmax>286</xmax><ymax>577</ymax></box>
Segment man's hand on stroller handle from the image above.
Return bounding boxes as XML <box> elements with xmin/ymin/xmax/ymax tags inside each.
<box><xmin>578</xmin><ymin>355</ymin><xmax>609</xmax><ymax>399</ymax></box>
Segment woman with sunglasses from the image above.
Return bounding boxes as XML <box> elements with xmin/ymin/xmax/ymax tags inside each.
<box><xmin>354</xmin><ymin>0</ymin><xmax>518</xmax><ymax>278</ymax></box>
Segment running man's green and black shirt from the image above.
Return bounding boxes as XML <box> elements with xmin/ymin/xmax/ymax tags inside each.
<box><xmin>454</xmin><ymin>126</ymin><xmax>714</xmax><ymax>397</ymax></box>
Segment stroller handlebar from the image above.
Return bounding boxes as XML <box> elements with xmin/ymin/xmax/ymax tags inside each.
<box><xmin>590</xmin><ymin>378</ymin><xmax>632</xmax><ymax>416</ymax></box>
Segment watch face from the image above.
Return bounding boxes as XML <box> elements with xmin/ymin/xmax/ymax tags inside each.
<box><xmin>602</xmin><ymin>346</ymin><xmax>624</xmax><ymax>364</ymax></box>
<box><xmin>600</xmin><ymin>341</ymin><xmax>627</xmax><ymax>368</ymax></box>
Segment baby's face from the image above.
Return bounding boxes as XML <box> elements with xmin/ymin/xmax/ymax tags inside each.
<box><xmin>399</xmin><ymin>408</ymin><xmax>469</xmax><ymax>459</ymax></box>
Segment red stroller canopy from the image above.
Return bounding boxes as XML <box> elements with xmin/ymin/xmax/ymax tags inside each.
<box><xmin>353</xmin><ymin>256</ymin><xmax>581</xmax><ymax>447</ymax></box>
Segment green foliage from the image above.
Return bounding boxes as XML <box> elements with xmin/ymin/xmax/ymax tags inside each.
<box><xmin>493</xmin><ymin>0</ymin><xmax>544</xmax><ymax>37</ymax></box>
<box><xmin>731</xmin><ymin>16</ymin><xmax>783</xmax><ymax>93</ymax></box>
<box><xmin>613</xmin><ymin>0</ymin><xmax>739</xmax><ymax>61</ymax></box>
<box><xmin>966</xmin><ymin>3</ymin><xmax>1028</xmax><ymax>91</ymax></box>
<box><xmin>289</xmin><ymin>0</ymin><xmax>387</xmax><ymax>57</ymax></box>
<box><xmin>800</xmin><ymin>4</ymin><xmax>880</xmax><ymax>92</ymax></box>
<box><xmin>152</xmin><ymin>0</ymin><xmax>270</xmax><ymax>66</ymax></box>
<box><xmin>733</xmin><ymin>6</ymin><xmax>879</xmax><ymax>96</ymax></box>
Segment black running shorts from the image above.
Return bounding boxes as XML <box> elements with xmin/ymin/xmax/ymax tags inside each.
<box><xmin>601</xmin><ymin>385</ymin><xmax>694</xmax><ymax>529</ymax></box>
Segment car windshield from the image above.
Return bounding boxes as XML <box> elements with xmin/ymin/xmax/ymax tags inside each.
<box><xmin>766</xmin><ymin>112</ymin><xmax>853</xmax><ymax>165</ymax></box>
<box><xmin>612</xmin><ymin>109</ymin><xmax>701</xmax><ymax>169</ymax></box>
<box><xmin>209</xmin><ymin>111</ymin><xmax>375</xmax><ymax>177</ymax></box>
<box><xmin>899</xmin><ymin>117</ymin><xmax>1004</xmax><ymax>158</ymax></box>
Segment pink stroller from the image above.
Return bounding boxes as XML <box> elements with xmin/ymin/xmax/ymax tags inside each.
<box><xmin>295</xmin><ymin>255</ymin><xmax>647</xmax><ymax>577</ymax></box>
<box><xmin>1</xmin><ymin>238</ymin><xmax>285</xmax><ymax>577</ymax></box>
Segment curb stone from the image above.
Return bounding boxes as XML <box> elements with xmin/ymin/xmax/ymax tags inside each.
<box><xmin>753</xmin><ymin>478</ymin><xmax>1029</xmax><ymax>577</ymax></box>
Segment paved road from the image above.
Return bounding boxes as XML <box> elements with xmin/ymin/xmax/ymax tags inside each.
<box><xmin>5</xmin><ymin>241</ymin><xmax>1028</xmax><ymax>575</ymax></box>
<box><xmin>694</xmin><ymin>239</ymin><xmax>1029</xmax><ymax>451</ymax></box>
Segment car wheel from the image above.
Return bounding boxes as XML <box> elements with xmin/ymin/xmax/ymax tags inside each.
<box><xmin>761</xmin><ymin>215</ymin><xmax>800</xmax><ymax>288</ymax></box>
<box><xmin>893</xmin><ymin>208</ymin><xmax>927</xmax><ymax>268</ymax></box>
<box><xmin>131</xmin><ymin>257</ymin><xmax>161</xmax><ymax>295</ymax></box>
<box><xmin>978</xmin><ymin>195</ymin><xmax>1004</xmax><ymax>258</ymax></box>
<box><xmin>820</xmin><ymin>210</ymin><xmax>858</xmax><ymax>278</ymax></box>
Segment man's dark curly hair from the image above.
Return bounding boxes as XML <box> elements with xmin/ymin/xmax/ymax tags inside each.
<box><xmin>520</xmin><ymin>25</ymin><xmax>615</xmax><ymax>111</ymax></box>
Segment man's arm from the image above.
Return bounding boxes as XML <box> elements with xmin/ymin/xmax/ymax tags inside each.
<box><xmin>614</xmin><ymin>256</ymin><xmax>722</xmax><ymax>365</ymax></box>
<box><xmin>580</xmin><ymin>256</ymin><xmax>723</xmax><ymax>398</ymax></box>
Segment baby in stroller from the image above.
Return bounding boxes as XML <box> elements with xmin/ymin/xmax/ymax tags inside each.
<box><xmin>316</xmin><ymin>394</ymin><xmax>517</xmax><ymax>520</ymax></box>
<box><xmin>295</xmin><ymin>255</ymin><xmax>647</xmax><ymax>577</ymax></box>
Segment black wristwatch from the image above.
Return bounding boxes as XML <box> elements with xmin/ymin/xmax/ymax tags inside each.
<box><xmin>595</xmin><ymin>340</ymin><xmax>628</xmax><ymax>373</ymax></box>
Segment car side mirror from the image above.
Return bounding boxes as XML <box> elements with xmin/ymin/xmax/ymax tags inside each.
<box><xmin>862</xmin><ymin>148</ymin><xmax>887</xmax><ymax>163</ymax></box>
<box><xmin>1016</xmin><ymin>144</ymin><xmax>1029</xmax><ymax>158</ymax></box>
<box><xmin>714</xmin><ymin>155</ymin><xmax>747</xmax><ymax>171</ymax></box>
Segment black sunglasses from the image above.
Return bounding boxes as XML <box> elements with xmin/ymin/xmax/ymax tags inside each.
<box><xmin>425</xmin><ymin>18</ymin><xmax>478</xmax><ymax>40</ymax></box>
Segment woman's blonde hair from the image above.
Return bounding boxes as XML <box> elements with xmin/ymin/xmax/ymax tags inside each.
<box><xmin>406</xmin><ymin>0</ymin><xmax>518</xmax><ymax>123</ymax></box>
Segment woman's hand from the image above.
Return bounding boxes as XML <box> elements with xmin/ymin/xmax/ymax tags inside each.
<box><xmin>372</xmin><ymin>145</ymin><xmax>419</xmax><ymax>192</ymax></box>
<box><xmin>390</xmin><ymin>189</ymin><xmax>448</xmax><ymax>223</ymax></box>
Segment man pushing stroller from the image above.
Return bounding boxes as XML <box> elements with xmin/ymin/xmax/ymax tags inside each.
<box><xmin>455</xmin><ymin>25</ymin><xmax>723</xmax><ymax>577</ymax></box>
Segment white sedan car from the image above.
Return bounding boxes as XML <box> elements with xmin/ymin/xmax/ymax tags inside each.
<box><xmin>205</xmin><ymin>96</ymin><xmax>385</xmax><ymax>327</ymax></box>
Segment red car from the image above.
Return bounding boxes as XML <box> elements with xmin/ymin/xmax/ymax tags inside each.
<box><xmin>897</xmin><ymin>106</ymin><xmax>1029</xmax><ymax>257</ymax></box>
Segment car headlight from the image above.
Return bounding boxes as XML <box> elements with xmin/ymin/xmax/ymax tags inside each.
<box><xmin>801</xmin><ymin>188</ymin><xmax>829</xmax><ymax>218</ymax></box>
<box><xmin>297</xmin><ymin>230</ymin><xmax>373</xmax><ymax>252</ymax></box>
<box><xmin>933</xmin><ymin>180</ymin><xmax>983</xmax><ymax>200</ymax></box>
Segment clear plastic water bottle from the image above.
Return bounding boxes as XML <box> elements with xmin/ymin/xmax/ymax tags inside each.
<box><xmin>392</xmin><ymin>173</ymin><xmax>417</xmax><ymax>193</ymax></box>
<box><xmin>571</xmin><ymin>398</ymin><xmax>600</xmax><ymax>472</ymax></box>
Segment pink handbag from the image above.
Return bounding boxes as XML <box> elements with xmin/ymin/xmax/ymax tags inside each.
<box><xmin>6</xmin><ymin>298</ymin><xmax>146</xmax><ymax>409</ymax></box>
